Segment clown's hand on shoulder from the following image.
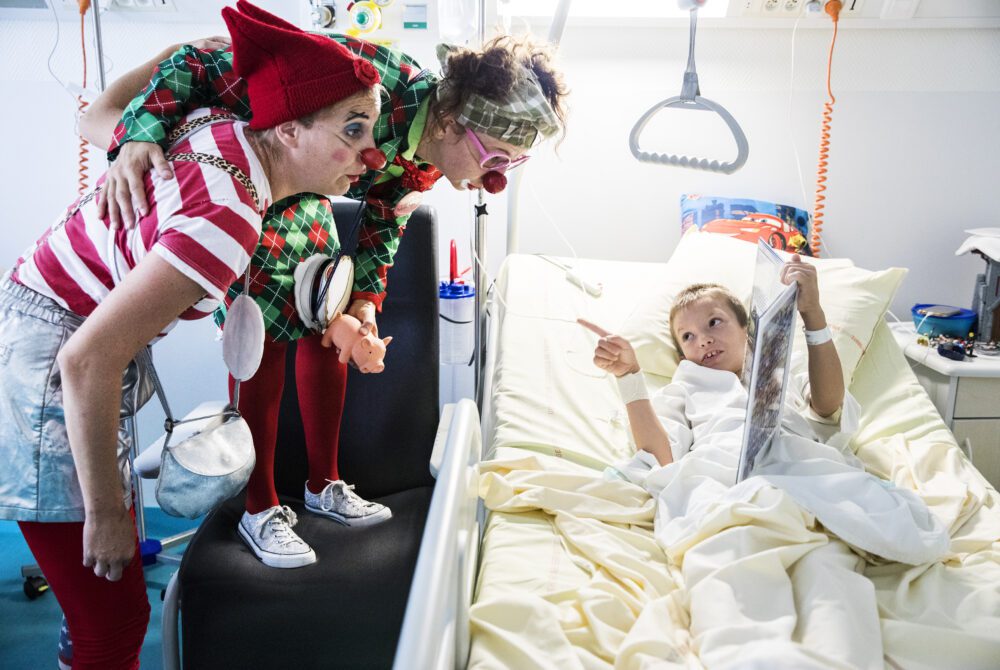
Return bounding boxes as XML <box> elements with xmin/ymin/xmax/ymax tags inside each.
<box><xmin>98</xmin><ymin>142</ymin><xmax>172</xmax><ymax>231</ymax></box>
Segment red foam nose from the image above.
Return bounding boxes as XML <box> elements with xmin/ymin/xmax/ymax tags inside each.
<box><xmin>360</xmin><ymin>148</ymin><xmax>387</xmax><ymax>171</ymax></box>
<box><xmin>482</xmin><ymin>171</ymin><xmax>507</xmax><ymax>194</ymax></box>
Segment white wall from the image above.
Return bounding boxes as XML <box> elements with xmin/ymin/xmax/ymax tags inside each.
<box><xmin>2</xmin><ymin>4</ymin><xmax>998</xmax><ymax>503</ymax></box>
<box><xmin>510</xmin><ymin>23</ymin><xmax>999</xmax><ymax>312</ymax></box>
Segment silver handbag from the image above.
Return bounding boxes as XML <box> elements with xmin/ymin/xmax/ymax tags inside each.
<box><xmin>139</xmin><ymin>348</ymin><xmax>256</xmax><ymax>519</ymax></box>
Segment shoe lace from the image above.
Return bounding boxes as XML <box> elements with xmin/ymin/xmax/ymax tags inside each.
<box><xmin>259</xmin><ymin>505</ymin><xmax>300</xmax><ymax>547</ymax></box>
<box><xmin>320</xmin><ymin>479</ymin><xmax>372</xmax><ymax>512</ymax></box>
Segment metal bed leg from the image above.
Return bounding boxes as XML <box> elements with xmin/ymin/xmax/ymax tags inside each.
<box><xmin>162</xmin><ymin>570</ymin><xmax>182</xmax><ymax>670</ymax></box>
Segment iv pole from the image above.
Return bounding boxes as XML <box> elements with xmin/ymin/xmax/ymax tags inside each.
<box><xmin>473</xmin><ymin>0</ymin><xmax>488</xmax><ymax>407</ymax></box>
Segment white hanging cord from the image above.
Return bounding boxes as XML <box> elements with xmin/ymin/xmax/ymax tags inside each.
<box><xmin>525</xmin><ymin>177</ymin><xmax>578</xmax><ymax>260</ymax></box>
<box><xmin>47</xmin><ymin>1</ymin><xmax>82</xmax><ymax>106</ymax></box>
<box><xmin>788</xmin><ymin>15</ymin><xmax>809</xmax><ymax>213</ymax></box>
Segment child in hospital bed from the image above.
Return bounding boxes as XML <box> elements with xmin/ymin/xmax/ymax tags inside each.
<box><xmin>580</xmin><ymin>254</ymin><xmax>848</xmax><ymax>468</ymax></box>
<box><xmin>580</xmin><ymin>255</ymin><xmax>949</xmax><ymax>668</ymax></box>
<box><xmin>579</xmin><ymin>254</ymin><xmax>948</xmax><ymax>566</ymax></box>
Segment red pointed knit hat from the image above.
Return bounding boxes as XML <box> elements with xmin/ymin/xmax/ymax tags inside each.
<box><xmin>222</xmin><ymin>1</ymin><xmax>381</xmax><ymax>130</ymax></box>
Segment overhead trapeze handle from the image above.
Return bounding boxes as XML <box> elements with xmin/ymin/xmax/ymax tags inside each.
<box><xmin>628</xmin><ymin>94</ymin><xmax>749</xmax><ymax>174</ymax></box>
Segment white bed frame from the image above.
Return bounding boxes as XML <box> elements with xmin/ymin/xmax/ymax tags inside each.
<box><xmin>392</xmin><ymin>298</ymin><xmax>500</xmax><ymax>669</ymax></box>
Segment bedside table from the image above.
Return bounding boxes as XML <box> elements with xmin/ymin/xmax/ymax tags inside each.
<box><xmin>888</xmin><ymin>322</ymin><xmax>1000</xmax><ymax>489</ymax></box>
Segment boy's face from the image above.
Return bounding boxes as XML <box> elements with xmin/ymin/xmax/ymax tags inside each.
<box><xmin>672</xmin><ymin>297</ymin><xmax>748</xmax><ymax>376</ymax></box>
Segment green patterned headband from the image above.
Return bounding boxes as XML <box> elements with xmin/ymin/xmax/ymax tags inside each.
<box><xmin>436</xmin><ymin>43</ymin><xmax>561</xmax><ymax>149</ymax></box>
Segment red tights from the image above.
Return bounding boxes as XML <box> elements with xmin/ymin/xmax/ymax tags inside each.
<box><xmin>232</xmin><ymin>334</ymin><xmax>348</xmax><ymax>514</ymax></box>
<box><xmin>18</xmin><ymin>514</ymin><xmax>149</xmax><ymax>670</ymax></box>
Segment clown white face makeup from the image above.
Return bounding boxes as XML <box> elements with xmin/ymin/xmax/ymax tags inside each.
<box><xmin>276</xmin><ymin>87</ymin><xmax>380</xmax><ymax>197</ymax></box>
<box><xmin>672</xmin><ymin>297</ymin><xmax>749</xmax><ymax>376</ymax></box>
<box><xmin>418</xmin><ymin>117</ymin><xmax>528</xmax><ymax>191</ymax></box>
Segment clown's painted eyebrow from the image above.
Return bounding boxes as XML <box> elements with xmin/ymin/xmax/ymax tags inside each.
<box><xmin>345</xmin><ymin>111</ymin><xmax>371</xmax><ymax>120</ymax></box>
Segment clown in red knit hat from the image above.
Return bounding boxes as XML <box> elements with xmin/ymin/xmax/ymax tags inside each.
<box><xmin>79</xmin><ymin>1</ymin><xmax>570</xmax><ymax>575</ymax></box>
<box><xmin>1</xmin><ymin>6</ymin><xmax>385</xmax><ymax>670</ymax></box>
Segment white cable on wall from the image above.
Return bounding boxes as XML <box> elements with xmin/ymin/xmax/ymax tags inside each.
<box><xmin>47</xmin><ymin>0</ymin><xmax>81</xmax><ymax>106</ymax></box>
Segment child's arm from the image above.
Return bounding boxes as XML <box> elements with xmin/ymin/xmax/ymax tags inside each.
<box><xmin>781</xmin><ymin>255</ymin><xmax>845</xmax><ymax>418</ymax></box>
<box><xmin>579</xmin><ymin>319</ymin><xmax>674</xmax><ymax>466</ymax></box>
<box><xmin>622</xmin><ymin>397</ymin><xmax>675</xmax><ymax>466</ymax></box>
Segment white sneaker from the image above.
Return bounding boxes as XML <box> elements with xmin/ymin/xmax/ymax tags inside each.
<box><xmin>304</xmin><ymin>480</ymin><xmax>392</xmax><ymax>527</ymax></box>
<box><xmin>238</xmin><ymin>505</ymin><xmax>317</xmax><ymax>568</ymax></box>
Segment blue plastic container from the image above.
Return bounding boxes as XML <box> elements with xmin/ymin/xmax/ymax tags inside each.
<box><xmin>910</xmin><ymin>304</ymin><xmax>977</xmax><ymax>338</ymax></box>
<box><xmin>439</xmin><ymin>281</ymin><xmax>475</xmax><ymax>365</ymax></box>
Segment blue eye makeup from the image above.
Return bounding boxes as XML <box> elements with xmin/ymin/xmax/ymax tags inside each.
<box><xmin>344</xmin><ymin>123</ymin><xmax>364</xmax><ymax>139</ymax></box>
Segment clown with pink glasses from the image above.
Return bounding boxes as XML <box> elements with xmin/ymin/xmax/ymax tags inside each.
<box><xmin>80</xmin><ymin>9</ymin><xmax>569</xmax><ymax>574</ymax></box>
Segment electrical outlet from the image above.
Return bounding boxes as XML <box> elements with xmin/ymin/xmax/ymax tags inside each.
<box><xmin>107</xmin><ymin>0</ymin><xmax>176</xmax><ymax>11</ymax></box>
<box><xmin>837</xmin><ymin>0</ymin><xmax>865</xmax><ymax>17</ymax></box>
<box><xmin>733</xmin><ymin>0</ymin><xmax>765</xmax><ymax>17</ymax></box>
<box><xmin>739</xmin><ymin>0</ymin><xmax>865</xmax><ymax>18</ymax></box>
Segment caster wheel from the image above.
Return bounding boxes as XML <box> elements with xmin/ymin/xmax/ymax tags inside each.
<box><xmin>23</xmin><ymin>575</ymin><xmax>50</xmax><ymax>600</ymax></box>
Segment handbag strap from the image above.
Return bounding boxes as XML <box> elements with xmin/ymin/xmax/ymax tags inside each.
<box><xmin>228</xmin><ymin>262</ymin><xmax>253</xmax><ymax>409</ymax></box>
<box><xmin>127</xmin><ymin>116</ymin><xmax>260</xmax><ymax>432</ymax></box>
<box><xmin>137</xmin><ymin>347</ymin><xmax>240</xmax><ymax>434</ymax></box>
<box><xmin>135</xmin><ymin>242</ymin><xmax>252</xmax><ymax>433</ymax></box>
<box><xmin>165</xmin><ymin>113</ymin><xmax>262</xmax><ymax>212</ymax></box>
<box><xmin>167</xmin><ymin>151</ymin><xmax>260</xmax><ymax>213</ymax></box>
<box><xmin>135</xmin><ymin>347</ymin><xmax>176</xmax><ymax>428</ymax></box>
<box><xmin>165</xmin><ymin>112</ymin><xmax>233</xmax><ymax>146</ymax></box>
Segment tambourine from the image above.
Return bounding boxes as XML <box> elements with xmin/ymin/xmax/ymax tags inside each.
<box><xmin>293</xmin><ymin>253</ymin><xmax>355</xmax><ymax>333</ymax></box>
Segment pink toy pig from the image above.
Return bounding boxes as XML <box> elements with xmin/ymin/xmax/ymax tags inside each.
<box><xmin>321</xmin><ymin>312</ymin><xmax>392</xmax><ymax>373</ymax></box>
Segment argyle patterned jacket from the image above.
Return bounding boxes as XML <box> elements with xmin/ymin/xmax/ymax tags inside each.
<box><xmin>108</xmin><ymin>36</ymin><xmax>440</xmax><ymax>336</ymax></box>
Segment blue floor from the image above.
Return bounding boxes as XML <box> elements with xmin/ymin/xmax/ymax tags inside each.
<box><xmin>0</xmin><ymin>509</ymin><xmax>198</xmax><ymax>670</ymax></box>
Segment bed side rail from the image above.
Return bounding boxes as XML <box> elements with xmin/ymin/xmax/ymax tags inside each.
<box><xmin>393</xmin><ymin>398</ymin><xmax>483</xmax><ymax>670</ymax></box>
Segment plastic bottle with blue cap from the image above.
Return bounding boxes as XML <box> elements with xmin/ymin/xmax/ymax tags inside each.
<box><xmin>439</xmin><ymin>240</ymin><xmax>475</xmax><ymax>365</ymax></box>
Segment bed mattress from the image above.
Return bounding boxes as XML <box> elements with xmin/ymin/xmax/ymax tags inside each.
<box><xmin>469</xmin><ymin>254</ymin><xmax>1000</xmax><ymax>670</ymax></box>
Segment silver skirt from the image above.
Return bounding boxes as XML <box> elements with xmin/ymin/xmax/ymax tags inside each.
<box><xmin>0</xmin><ymin>276</ymin><xmax>152</xmax><ymax>522</ymax></box>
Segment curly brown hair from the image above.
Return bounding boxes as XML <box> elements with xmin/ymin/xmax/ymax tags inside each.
<box><xmin>431</xmin><ymin>34</ymin><xmax>569</xmax><ymax>145</ymax></box>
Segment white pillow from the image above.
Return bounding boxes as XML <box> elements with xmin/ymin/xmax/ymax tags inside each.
<box><xmin>620</xmin><ymin>232</ymin><xmax>906</xmax><ymax>385</ymax></box>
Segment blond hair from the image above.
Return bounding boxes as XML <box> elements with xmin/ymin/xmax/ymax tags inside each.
<box><xmin>669</xmin><ymin>283</ymin><xmax>748</xmax><ymax>357</ymax></box>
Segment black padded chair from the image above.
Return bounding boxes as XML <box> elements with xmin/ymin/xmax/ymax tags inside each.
<box><xmin>174</xmin><ymin>203</ymin><xmax>439</xmax><ymax>669</ymax></box>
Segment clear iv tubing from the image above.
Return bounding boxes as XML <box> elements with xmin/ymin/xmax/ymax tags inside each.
<box><xmin>466</xmin><ymin>232</ymin><xmax>597</xmax><ymax>328</ymax></box>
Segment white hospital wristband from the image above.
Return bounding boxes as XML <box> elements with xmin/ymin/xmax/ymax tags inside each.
<box><xmin>803</xmin><ymin>325</ymin><xmax>832</xmax><ymax>346</ymax></box>
<box><xmin>615</xmin><ymin>371</ymin><xmax>649</xmax><ymax>405</ymax></box>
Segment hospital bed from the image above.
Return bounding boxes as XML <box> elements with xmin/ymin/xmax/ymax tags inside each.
<box><xmin>396</xmin><ymin>232</ymin><xmax>1000</xmax><ymax>669</ymax></box>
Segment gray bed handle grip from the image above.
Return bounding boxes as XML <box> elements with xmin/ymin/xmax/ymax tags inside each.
<box><xmin>628</xmin><ymin>94</ymin><xmax>750</xmax><ymax>174</ymax></box>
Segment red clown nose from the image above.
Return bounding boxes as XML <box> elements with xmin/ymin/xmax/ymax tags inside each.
<box><xmin>482</xmin><ymin>171</ymin><xmax>506</xmax><ymax>194</ymax></box>
<box><xmin>360</xmin><ymin>148</ymin><xmax>387</xmax><ymax>171</ymax></box>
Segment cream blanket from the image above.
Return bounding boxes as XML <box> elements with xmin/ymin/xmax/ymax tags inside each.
<box><xmin>470</xmin><ymin>326</ymin><xmax>1000</xmax><ymax>670</ymax></box>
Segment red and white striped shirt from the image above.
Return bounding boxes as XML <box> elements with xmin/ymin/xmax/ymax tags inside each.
<box><xmin>13</xmin><ymin>109</ymin><xmax>270</xmax><ymax>333</ymax></box>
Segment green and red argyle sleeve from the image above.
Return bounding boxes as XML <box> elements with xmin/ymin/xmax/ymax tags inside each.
<box><xmin>108</xmin><ymin>45</ymin><xmax>249</xmax><ymax>158</ymax></box>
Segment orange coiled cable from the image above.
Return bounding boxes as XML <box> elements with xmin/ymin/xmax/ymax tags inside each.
<box><xmin>811</xmin><ymin>1</ymin><xmax>840</xmax><ymax>257</ymax></box>
<box><xmin>76</xmin><ymin>2</ymin><xmax>91</xmax><ymax>195</ymax></box>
